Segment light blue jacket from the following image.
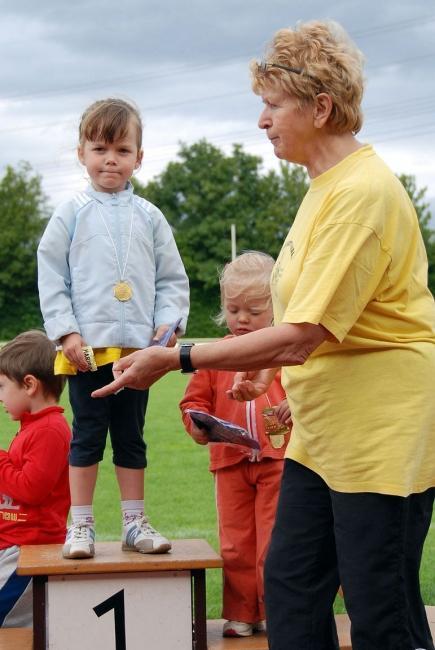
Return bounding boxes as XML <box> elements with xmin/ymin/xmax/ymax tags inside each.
<box><xmin>37</xmin><ymin>184</ymin><xmax>189</xmax><ymax>348</ymax></box>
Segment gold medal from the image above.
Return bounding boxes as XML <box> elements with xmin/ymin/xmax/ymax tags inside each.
<box><xmin>114</xmin><ymin>281</ymin><xmax>133</xmax><ymax>301</ymax></box>
<box><xmin>262</xmin><ymin>407</ymin><xmax>291</xmax><ymax>449</ymax></box>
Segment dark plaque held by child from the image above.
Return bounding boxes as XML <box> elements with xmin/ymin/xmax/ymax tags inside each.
<box><xmin>187</xmin><ymin>410</ymin><xmax>260</xmax><ymax>450</ymax></box>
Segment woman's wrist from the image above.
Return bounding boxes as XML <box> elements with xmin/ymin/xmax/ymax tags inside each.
<box><xmin>163</xmin><ymin>345</ymin><xmax>184</xmax><ymax>372</ymax></box>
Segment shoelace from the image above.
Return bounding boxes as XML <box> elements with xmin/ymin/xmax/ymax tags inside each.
<box><xmin>140</xmin><ymin>523</ymin><xmax>159</xmax><ymax>536</ymax></box>
<box><xmin>71</xmin><ymin>524</ymin><xmax>92</xmax><ymax>541</ymax></box>
<box><xmin>127</xmin><ymin>516</ymin><xmax>159</xmax><ymax>536</ymax></box>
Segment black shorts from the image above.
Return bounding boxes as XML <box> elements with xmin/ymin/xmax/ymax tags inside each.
<box><xmin>68</xmin><ymin>363</ymin><xmax>149</xmax><ymax>469</ymax></box>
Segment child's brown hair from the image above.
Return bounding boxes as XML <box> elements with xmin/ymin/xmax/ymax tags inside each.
<box><xmin>0</xmin><ymin>330</ymin><xmax>65</xmax><ymax>401</ymax></box>
<box><xmin>79</xmin><ymin>97</ymin><xmax>142</xmax><ymax>149</ymax></box>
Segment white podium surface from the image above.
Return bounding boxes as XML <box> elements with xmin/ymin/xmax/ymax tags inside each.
<box><xmin>18</xmin><ymin>539</ymin><xmax>222</xmax><ymax>650</ymax></box>
<box><xmin>48</xmin><ymin>571</ymin><xmax>191</xmax><ymax>649</ymax></box>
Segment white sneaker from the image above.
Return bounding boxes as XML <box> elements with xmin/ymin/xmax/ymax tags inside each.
<box><xmin>63</xmin><ymin>521</ymin><xmax>95</xmax><ymax>559</ymax></box>
<box><xmin>222</xmin><ymin>620</ymin><xmax>253</xmax><ymax>637</ymax></box>
<box><xmin>254</xmin><ymin>620</ymin><xmax>266</xmax><ymax>632</ymax></box>
<box><xmin>122</xmin><ymin>516</ymin><xmax>171</xmax><ymax>554</ymax></box>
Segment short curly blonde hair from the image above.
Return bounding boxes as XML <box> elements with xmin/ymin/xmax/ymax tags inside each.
<box><xmin>251</xmin><ymin>20</ymin><xmax>365</xmax><ymax>134</ymax></box>
<box><xmin>215</xmin><ymin>251</ymin><xmax>275</xmax><ymax>326</ymax></box>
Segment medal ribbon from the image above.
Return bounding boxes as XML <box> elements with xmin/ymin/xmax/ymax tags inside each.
<box><xmin>96</xmin><ymin>200</ymin><xmax>134</xmax><ymax>283</ymax></box>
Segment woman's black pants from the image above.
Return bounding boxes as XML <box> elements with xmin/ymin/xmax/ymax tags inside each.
<box><xmin>264</xmin><ymin>459</ymin><xmax>434</xmax><ymax>650</ymax></box>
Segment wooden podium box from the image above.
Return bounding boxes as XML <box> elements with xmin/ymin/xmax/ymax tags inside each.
<box><xmin>18</xmin><ymin>539</ymin><xmax>222</xmax><ymax>650</ymax></box>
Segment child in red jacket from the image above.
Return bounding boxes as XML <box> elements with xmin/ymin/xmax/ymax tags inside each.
<box><xmin>0</xmin><ymin>330</ymin><xmax>71</xmax><ymax>627</ymax></box>
<box><xmin>180</xmin><ymin>252</ymin><xmax>291</xmax><ymax>638</ymax></box>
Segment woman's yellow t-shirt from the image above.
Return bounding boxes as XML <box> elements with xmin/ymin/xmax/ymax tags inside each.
<box><xmin>272</xmin><ymin>145</ymin><xmax>435</xmax><ymax>496</ymax></box>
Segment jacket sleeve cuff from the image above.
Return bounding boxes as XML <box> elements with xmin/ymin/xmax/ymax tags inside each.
<box><xmin>43</xmin><ymin>315</ymin><xmax>81</xmax><ymax>344</ymax></box>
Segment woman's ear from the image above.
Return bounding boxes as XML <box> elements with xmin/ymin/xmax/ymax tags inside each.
<box><xmin>313</xmin><ymin>93</ymin><xmax>333</xmax><ymax>128</ymax></box>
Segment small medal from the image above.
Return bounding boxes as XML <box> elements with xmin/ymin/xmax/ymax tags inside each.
<box><xmin>262</xmin><ymin>407</ymin><xmax>291</xmax><ymax>449</ymax></box>
<box><xmin>82</xmin><ymin>346</ymin><xmax>97</xmax><ymax>372</ymax></box>
<box><xmin>114</xmin><ymin>281</ymin><xmax>133</xmax><ymax>301</ymax></box>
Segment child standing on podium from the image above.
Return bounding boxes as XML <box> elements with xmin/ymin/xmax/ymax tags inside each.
<box><xmin>0</xmin><ymin>331</ymin><xmax>70</xmax><ymax>627</ymax></box>
<box><xmin>37</xmin><ymin>98</ymin><xmax>189</xmax><ymax>560</ymax></box>
<box><xmin>180</xmin><ymin>252</ymin><xmax>291</xmax><ymax>638</ymax></box>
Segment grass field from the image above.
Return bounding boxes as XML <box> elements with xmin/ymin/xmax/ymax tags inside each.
<box><xmin>0</xmin><ymin>371</ymin><xmax>433</xmax><ymax>618</ymax></box>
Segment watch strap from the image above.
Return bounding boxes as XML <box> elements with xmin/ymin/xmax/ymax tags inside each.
<box><xmin>180</xmin><ymin>343</ymin><xmax>196</xmax><ymax>373</ymax></box>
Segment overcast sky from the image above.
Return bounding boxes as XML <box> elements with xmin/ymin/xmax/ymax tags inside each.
<box><xmin>1</xmin><ymin>0</ymin><xmax>435</xmax><ymax>221</ymax></box>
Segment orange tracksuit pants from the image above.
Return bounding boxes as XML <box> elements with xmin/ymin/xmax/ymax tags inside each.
<box><xmin>214</xmin><ymin>457</ymin><xmax>284</xmax><ymax>623</ymax></box>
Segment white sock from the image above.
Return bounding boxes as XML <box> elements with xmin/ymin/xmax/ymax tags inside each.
<box><xmin>121</xmin><ymin>500</ymin><xmax>144</xmax><ymax>526</ymax></box>
<box><xmin>71</xmin><ymin>505</ymin><xmax>94</xmax><ymax>527</ymax></box>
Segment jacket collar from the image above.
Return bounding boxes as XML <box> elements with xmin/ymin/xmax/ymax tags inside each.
<box><xmin>85</xmin><ymin>182</ymin><xmax>134</xmax><ymax>206</ymax></box>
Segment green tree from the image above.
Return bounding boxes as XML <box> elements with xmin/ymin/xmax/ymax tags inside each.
<box><xmin>135</xmin><ymin>140</ymin><xmax>308</xmax><ymax>336</ymax></box>
<box><xmin>398</xmin><ymin>174</ymin><xmax>435</xmax><ymax>294</ymax></box>
<box><xmin>0</xmin><ymin>162</ymin><xmax>49</xmax><ymax>339</ymax></box>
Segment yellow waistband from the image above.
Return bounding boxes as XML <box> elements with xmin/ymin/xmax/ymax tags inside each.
<box><xmin>54</xmin><ymin>348</ymin><xmax>137</xmax><ymax>375</ymax></box>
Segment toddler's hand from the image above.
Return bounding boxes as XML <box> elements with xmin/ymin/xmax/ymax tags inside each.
<box><xmin>61</xmin><ymin>333</ymin><xmax>89</xmax><ymax>372</ymax></box>
<box><xmin>189</xmin><ymin>423</ymin><xmax>209</xmax><ymax>445</ymax></box>
<box><xmin>152</xmin><ymin>324</ymin><xmax>178</xmax><ymax>348</ymax></box>
<box><xmin>274</xmin><ymin>399</ymin><xmax>292</xmax><ymax>426</ymax></box>
<box><xmin>227</xmin><ymin>369</ymin><xmax>277</xmax><ymax>401</ymax></box>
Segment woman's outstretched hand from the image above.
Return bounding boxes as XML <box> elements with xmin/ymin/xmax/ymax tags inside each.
<box><xmin>91</xmin><ymin>346</ymin><xmax>178</xmax><ymax>397</ymax></box>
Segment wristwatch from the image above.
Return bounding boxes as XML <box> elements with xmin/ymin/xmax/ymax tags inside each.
<box><xmin>179</xmin><ymin>343</ymin><xmax>196</xmax><ymax>373</ymax></box>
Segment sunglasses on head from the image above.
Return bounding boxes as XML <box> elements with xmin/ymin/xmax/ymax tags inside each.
<box><xmin>256</xmin><ymin>61</ymin><xmax>322</xmax><ymax>87</ymax></box>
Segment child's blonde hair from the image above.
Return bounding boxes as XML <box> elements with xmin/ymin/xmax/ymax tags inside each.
<box><xmin>215</xmin><ymin>251</ymin><xmax>275</xmax><ymax>326</ymax></box>
<box><xmin>79</xmin><ymin>98</ymin><xmax>143</xmax><ymax>149</ymax></box>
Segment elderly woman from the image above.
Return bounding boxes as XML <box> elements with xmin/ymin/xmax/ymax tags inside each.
<box><xmin>93</xmin><ymin>20</ymin><xmax>435</xmax><ymax>650</ymax></box>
